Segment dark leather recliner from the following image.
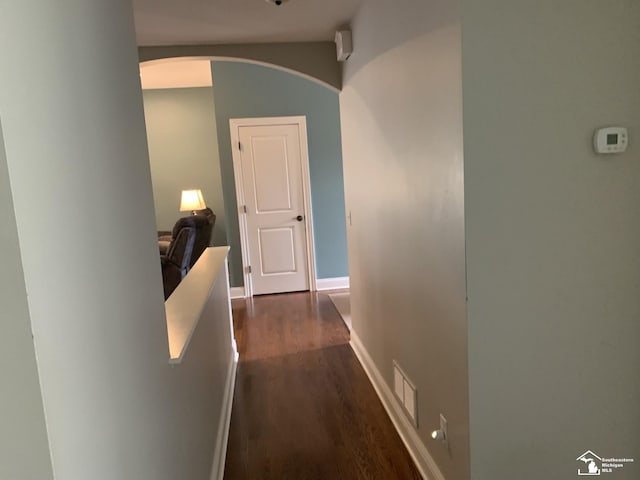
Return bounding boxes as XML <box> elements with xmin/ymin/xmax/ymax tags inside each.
<box><xmin>158</xmin><ymin>208</ymin><xmax>216</xmax><ymax>257</ymax></box>
<box><xmin>160</xmin><ymin>209</ymin><xmax>216</xmax><ymax>299</ymax></box>
<box><xmin>189</xmin><ymin>207</ymin><xmax>216</xmax><ymax>267</ymax></box>
<box><xmin>161</xmin><ymin>216</ymin><xmax>202</xmax><ymax>299</ymax></box>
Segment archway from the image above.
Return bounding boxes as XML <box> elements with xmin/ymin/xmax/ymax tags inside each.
<box><xmin>138</xmin><ymin>42</ymin><xmax>341</xmax><ymax>92</ymax></box>
<box><xmin>141</xmin><ymin>56</ymin><xmax>349</xmax><ymax>292</ymax></box>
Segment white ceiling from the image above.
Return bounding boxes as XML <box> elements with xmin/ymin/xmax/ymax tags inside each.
<box><xmin>133</xmin><ymin>0</ymin><xmax>361</xmax><ymax>46</ymax></box>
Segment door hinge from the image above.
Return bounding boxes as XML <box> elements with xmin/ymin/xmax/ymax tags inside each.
<box><xmin>238</xmin><ymin>141</ymin><xmax>242</xmax><ymax>151</ymax></box>
<box><xmin>241</xmin><ymin>205</ymin><xmax>247</xmax><ymax>214</ymax></box>
<box><xmin>246</xmin><ymin>265</ymin><xmax>252</xmax><ymax>274</ymax></box>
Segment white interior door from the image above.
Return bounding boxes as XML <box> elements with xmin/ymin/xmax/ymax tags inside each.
<box><xmin>234</xmin><ymin>120</ymin><xmax>312</xmax><ymax>295</ymax></box>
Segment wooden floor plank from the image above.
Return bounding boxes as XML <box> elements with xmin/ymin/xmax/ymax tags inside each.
<box><xmin>224</xmin><ymin>291</ymin><xmax>421</xmax><ymax>480</ymax></box>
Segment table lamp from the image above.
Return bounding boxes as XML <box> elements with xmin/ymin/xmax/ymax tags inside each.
<box><xmin>180</xmin><ymin>189</ymin><xmax>206</xmax><ymax>215</ymax></box>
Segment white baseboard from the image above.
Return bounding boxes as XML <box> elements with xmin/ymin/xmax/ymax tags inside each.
<box><xmin>210</xmin><ymin>344</ymin><xmax>239</xmax><ymax>480</ymax></box>
<box><xmin>315</xmin><ymin>276</ymin><xmax>350</xmax><ymax>291</ymax></box>
<box><xmin>230</xmin><ymin>287</ymin><xmax>245</xmax><ymax>299</ymax></box>
<box><xmin>232</xmin><ymin>280</ymin><xmax>348</xmax><ymax>296</ymax></box>
<box><xmin>350</xmin><ymin>331</ymin><xmax>445</xmax><ymax>480</ymax></box>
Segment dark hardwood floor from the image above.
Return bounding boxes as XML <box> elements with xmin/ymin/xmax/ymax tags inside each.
<box><xmin>224</xmin><ymin>291</ymin><xmax>422</xmax><ymax>480</ymax></box>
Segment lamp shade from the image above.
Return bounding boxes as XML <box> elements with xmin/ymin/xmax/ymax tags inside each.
<box><xmin>180</xmin><ymin>189</ymin><xmax>206</xmax><ymax>212</ymax></box>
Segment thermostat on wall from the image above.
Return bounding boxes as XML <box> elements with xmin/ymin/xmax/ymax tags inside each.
<box><xmin>594</xmin><ymin>126</ymin><xmax>628</xmax><ymax>154</ymax></box>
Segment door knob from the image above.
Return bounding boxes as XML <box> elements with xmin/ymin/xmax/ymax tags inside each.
<box><xmin>295</xmin><ymin>215</ymin><xmax>304</xmax><ymax>222</ymax></box>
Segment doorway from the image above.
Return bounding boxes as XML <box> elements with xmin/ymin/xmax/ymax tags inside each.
<box><xmin>230</xmin><ymin>116</ymin><xmax>316</xmax><ymax>296</ymax></box>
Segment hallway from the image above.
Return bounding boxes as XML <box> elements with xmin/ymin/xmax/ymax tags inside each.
<box><xmin>224</xmin><ymin>292</ymin><xmax>421</xmax><ymax>479</ymax></box>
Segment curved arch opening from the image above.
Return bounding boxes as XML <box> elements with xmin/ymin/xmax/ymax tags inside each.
<box><xmin>140</xmin><ymin>55</ymin><xmax>339</xmax><ymax>93</ymax></box>
<box><xmin>137</xmin><ymin>41</ymin><xmax>342</xmax><ymax>91</ymax></box>
<box><xmin>141</xmin><ymin>55</ymin><xmax>349</xmax><ymax>291</ymax></box>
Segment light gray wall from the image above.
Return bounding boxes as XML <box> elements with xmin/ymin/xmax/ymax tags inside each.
<box><xmin>0</xmin><ymin>2</ymin><xmax>234</xmax><ymax>479</ymax></box>
<box><xmin>143</xmin><ymin>87</ymin><xmax>227</xmax><ymax>247</ymax></box>
<box><xmin>340</xmin><ymin>0</ymin><xmax>469</xmax><ymax>478</ymax></box>
<box><xmin>463</xmin><ymin>1</ymin><xmax>640</xmax><ymax>479</ymax></box>
<box><xmin>0</xmin><ymin>120</ymin><xmax>54</xmax><ymax>480</ymax></box>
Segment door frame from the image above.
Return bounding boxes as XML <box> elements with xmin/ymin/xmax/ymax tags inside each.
<box><xmin>229</xmin><ymin>116</ymin><xmax>317</xmax><ymax>297</ymax></box>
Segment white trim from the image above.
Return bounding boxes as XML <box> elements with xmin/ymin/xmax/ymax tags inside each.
<box><xmin>209</xmin><ymin>344</ymin><xmax>239</xmax><ymax>480</ymax></box>
<box><xmin>315</xmin><ymin>276</ymin><xmax>350</xmax><ymax>291</ymax></box>
<box><xmin>297</xmin><ymin>119</ymin><xmax>318</xmax><ymax>293</ymax></box>
<box><xmin>349</xmin><ymin>331</ymin><xmax>445</xmax><ymax>480</ymax></box>
<box><xmin>229</xmin><ymin>116</ymin><xmax>317</xmax><ymax>297</ymax></box>
<box><xmin>230</xmin><ymin>287</ymin><xmax>246</xmax><ymax>299</ymax></box>
<box><xmin>229</xmin><ymin>121</ymin><xmax>253</xmax><ymax>297</ymax></box>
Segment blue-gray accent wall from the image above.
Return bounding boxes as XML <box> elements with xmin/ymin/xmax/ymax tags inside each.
<box><xmin>211</xmin><ymin>61</ymin><xmax>348</xmax><ymax>288</ymax></box>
